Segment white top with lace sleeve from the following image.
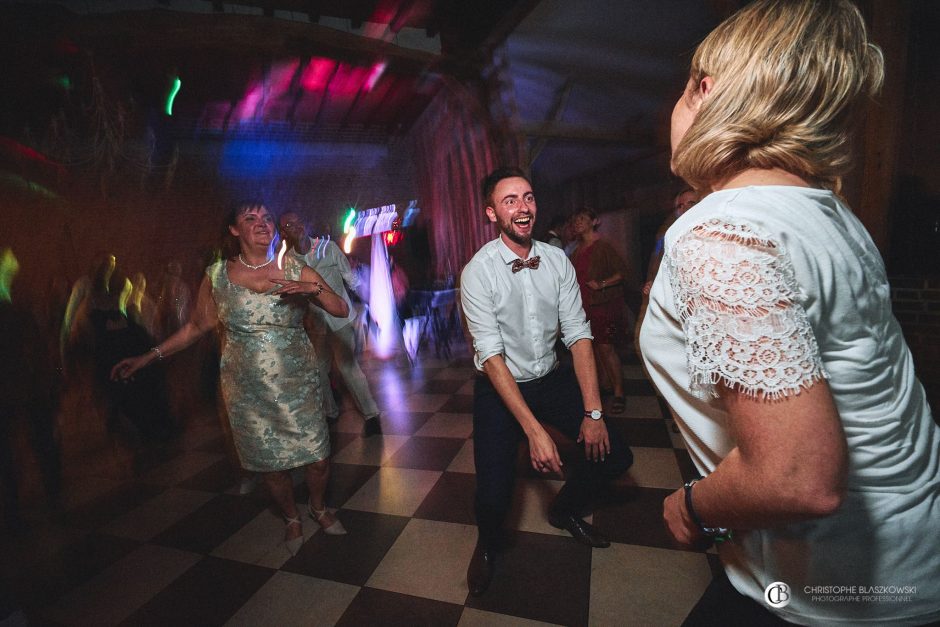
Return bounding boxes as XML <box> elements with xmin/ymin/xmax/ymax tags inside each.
<box><xmin>639</xmin><ymin>185</ymin><xmax>940</xmax><ymax>626</ymax></box>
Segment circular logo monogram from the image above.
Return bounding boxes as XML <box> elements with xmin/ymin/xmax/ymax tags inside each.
<box><xmin>764</xmin><ymin>582</ymin><xmax>792</xmax><ymax>608</ymax></box>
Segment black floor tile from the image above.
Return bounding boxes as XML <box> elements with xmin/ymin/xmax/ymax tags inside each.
<box><xmin>437</xmin><ymin>395</ymin><xmax>474</xmax><ymax>414</ymax></box>
<box><xmin>416</xmin><ymin>379</ymin><xmax>470</xmax><ymax>394</ymax></box>
<box><xmin>412</xmin><ymin>471</ymin><xmax>476</xmax><ymax>525</ymax></box>
<box><xmin>622</xmin><ymin>378</ymin><xmax>657</xmax><ymax>396</ymax></box>
<box><xmin>707</xmin><ymin>552</ymin><xmax>724</xmax><ymax>578</ymax></box>
<box><xmin>383</xmin><ymin>436</ymin><xmax>466</xmax><ymax>471</ymax></box>
<box><xmin>63</xmin><ymin>482</ymin><xmax>166</xmax><ymax>531</ymax></box>
<box><xmin>11</xmin><ymin>532</ymin><xmax>141</xmax><ymax>610</ymax></box>
<box><xmin>120</xmin><ymin>556</ymin><xmax>274</xmax><ymax>627</ymax></box>
<box><xmin>336</xmin><ymin>586</ymin><xmax>463</xmax><ymax>627</ymax></box>
<box><xmin>611</xmin><ymin>417</ymin><xmax>673</xmax><ymax>448</ymax></box>
<box><xmin>320</xmin><ymin>462</ymin><xmax>379</xmax><ymax>508</ymax></box>
<box><xmin>281</xmin><ymin>509</ymin><xmax>409</xmax><ymax>586</ymax></box>
<box><xmin>594</xmin><ymin>485</ymin><xmax>698</xmax><ymax>551</ymax></box>
<box><xmin>329</xmin><ymin>430</ymin><xmax>360</xmax><ymax>457</ymax></box>
<box><xmin>177</xmin><ymin>459</ymin><xmax>241</xmax><ymax>493</ymax></box>
<box><xmin>465</xmin><ymin>530</ymin><xmax>593</xmax><ymax>627</ymax></box>
<box><xmin>193</xmin><ymin>435</ymin><xmax>227</xmax><ymax>455</ymax></box>
<box><xmin>151</xmin><ymin>494</ymin><xmax>268</xmax><ymax>554</ymax></box>
<box><xmin>375</xmin><ymin>411</ymin><xmax>434</xmax><ymax>436</ymax></box>
<box><xmin>674</xmin><ymin>448</ymin><xmax>700</xmax><ymax>483</ymax></box>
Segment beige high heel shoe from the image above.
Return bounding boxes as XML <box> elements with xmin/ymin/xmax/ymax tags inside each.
<box><xmin>284</xmin><ymin>516</ymin><xmax>304</xmax><ymax>555</ymax></box>
<box><xmin>309</xmin><ymin>504</ymin><xmax>347</xmax><ymax>535</ymax></box>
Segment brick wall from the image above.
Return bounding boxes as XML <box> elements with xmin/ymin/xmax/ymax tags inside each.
<box><xmin>890</xmin><ymin>276</ymin><xmax>940</xmax><ymax>412</ymax></box>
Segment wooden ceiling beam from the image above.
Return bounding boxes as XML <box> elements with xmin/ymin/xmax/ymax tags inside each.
<box><xmin>64</xmin><ymin>10</ymin><xmax>440</xmax><ymax>72</ymax></box>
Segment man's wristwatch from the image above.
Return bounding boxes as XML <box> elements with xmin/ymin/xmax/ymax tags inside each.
<box><xmin>584</xmin><ymin>409</ymin><xmax>604</xmax><ymax>421</ymax></box>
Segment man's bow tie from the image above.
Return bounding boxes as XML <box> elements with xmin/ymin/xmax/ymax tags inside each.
<box><xmin>511</xmin><ymin>256</ymin><xmax>541</xmax><ymax>273</ymax></box>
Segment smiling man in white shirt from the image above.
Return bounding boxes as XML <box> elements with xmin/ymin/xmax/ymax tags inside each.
<box><xmin>460</xmin><ymin>166</ymin><xmax>633</xmax><ymax>596</ymax></box>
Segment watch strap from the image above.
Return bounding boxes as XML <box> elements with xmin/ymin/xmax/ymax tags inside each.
<box><xmin>683</xmin><ymin>480</ymin><xmax>732</xmax><ymax>541</ymax></box>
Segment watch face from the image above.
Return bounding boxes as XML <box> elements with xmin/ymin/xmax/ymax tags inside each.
<box><xmin>590</xmin><ymin>409</ymin><xmax>603</xmax><ymax>420</ymax></box>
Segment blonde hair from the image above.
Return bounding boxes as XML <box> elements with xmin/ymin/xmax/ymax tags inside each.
<box><xmin>672</xmin><ymin>0</ymin><xmax>884</xmax><ymax>192</ymax></box>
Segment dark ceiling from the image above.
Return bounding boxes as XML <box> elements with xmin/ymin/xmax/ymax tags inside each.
<box><xmin>0</xmin><ymin>0</ymin><xmax>729</xmax><ymax>188</ymax></box>
<box><xmin>0</xmin><ymin>1</ymin><xmax>532</xmax><ymax>143</ymax></box>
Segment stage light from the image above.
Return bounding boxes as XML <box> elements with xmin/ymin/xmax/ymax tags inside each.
<box><xmin>343</xmin><ymin>227</ymin><xmax>357</xmax><ymax>254</ymax></box>
<box><xmin>0</xmin><ymin>248</ymin><xmax>19</xmax><ymax>304</ymax></box>
<box><xmin>165</xmin><ymin>76</ymin><xmax>181</xmax><ymax>116</ymax></box>
<box><xmin>118</xmin><ymin>277</ymin><xmax>133</xmax><ymax>317</ymax></box>
<box><xmin>342</xmin><ymin>208</ymin><xmax>357</xmax><ymax>233</ymax></box>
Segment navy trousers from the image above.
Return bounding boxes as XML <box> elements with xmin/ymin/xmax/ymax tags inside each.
<box><xmin>472</xmin><ymin>362</ymin><xmax>632</xmax><ymax>547</ymax></box>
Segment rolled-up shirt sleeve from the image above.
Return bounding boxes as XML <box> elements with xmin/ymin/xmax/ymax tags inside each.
<box><xmin>556</xmin><ymin>254</ymin><xmax>592</xmax><ymax>348</ymax></box>
<box><xmin>460</xmin><ymin>262</ymin><xmax>504</xmax><ymax>369</ymax></box>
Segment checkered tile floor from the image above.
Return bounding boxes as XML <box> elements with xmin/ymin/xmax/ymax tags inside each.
<box><xmin>2</xmin><ymin>340</ymin><xmax>721</xmax><ymax>626</ymax></box>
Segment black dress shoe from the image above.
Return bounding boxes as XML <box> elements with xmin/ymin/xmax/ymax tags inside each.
<box><xmin>363</xmin><ymin>415</ymin><xmax>382</xmax><ymax>437</ymax></box>
<box><xmin>548</xmin><ymin>513</ymin><xmax>611</xmax><ymax>548</ymax></box>
<box><xmin>467</xmin><ymin>543</ymin><xmax>495</xmax><ymax>596</ymax></box>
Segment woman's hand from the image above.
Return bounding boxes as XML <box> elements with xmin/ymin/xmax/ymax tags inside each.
<box><xmin>270</xmin><ymin>278</ymin><xmax>324</xmax><ymax>297</ymax></box>
<box><xmin>663</xmin><ymin>488</ymin><xmax>711</xmax><ymax>549</ymax></box>
<box><xmin>587</xmin><ymin>279</ymin><xmax>603</xmax><ymax>291</ymax></box>
<box><xmin>111</xmin><ymin>354</ymin><xmax>152</xmax><ymax>381</ymax></box>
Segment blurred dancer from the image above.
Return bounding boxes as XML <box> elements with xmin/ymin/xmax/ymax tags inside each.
<box><xmin>279</xmin><ymin>212</ymin><xmax>383</xmax><ymax>437</ymax></box>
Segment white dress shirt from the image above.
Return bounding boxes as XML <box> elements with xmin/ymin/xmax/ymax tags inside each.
<box><xmin>294</xmin><ymin>236</ymin><xmax>357</xmax><ymax>331</ymax></box>
<box><xmin>461</xmin><ymin>237</ymin><xmax>592</xmax><ymax>382</ymax></box>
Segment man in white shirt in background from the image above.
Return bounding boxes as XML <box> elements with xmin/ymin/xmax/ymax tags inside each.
<box><xmin>460</xmin><ymin>167</ymin><xmax>633</xmax><ymax>596</ymax></box>
<box><xmin>279</xmin><ymin>212</ymin><xmax>382</xmax><ymax>437</ymax></box>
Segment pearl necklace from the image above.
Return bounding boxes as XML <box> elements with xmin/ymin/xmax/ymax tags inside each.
<box><xmin>238</xmin><ymin>254</ymin><xmax>274</xmax><ymax>270</ymax></box>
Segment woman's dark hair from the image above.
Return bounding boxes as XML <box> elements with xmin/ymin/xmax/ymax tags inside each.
<box><xmin>573</xmin><ymin>208</ymin><xmax>599</xmax><ymax>231</ymax></box>
<box><xmin>221</xmin><ymin>202</ymin><xmax>268</xmax><ymax>259</ymax></box>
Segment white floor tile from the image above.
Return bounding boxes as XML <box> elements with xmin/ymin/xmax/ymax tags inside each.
<box><xmin>447</xmin><ymin>440</ymin><xmax>476</xmax><ymax>474</ymax></box>
<box><xmin>367</xmin><ymin>518</ymin><xmax>477</xmax><ymax>604</ymax></box>
<box><xmin>590</xmin><ymin>543</ymin><xmax>711</xmax><ymax>627</ymax></box>
<box><xmin>225</xmin><ymin>571</ymin><xmax>359</xmax><ymax>627</ymax></box>
<box><xmin>332</xmin><ymin>434</ymin><xmax>410</xmax><ymax>466</ymax></box>
<box><xmin>506</xmin><ymin>478</ymin><xmax>593</xmax><ymax>537</ymax></box>
<box><xmin>459</xmin><ymin>607</ymin><xmax>563</xmax><ymax>627</ymax></box>
<box><xmin>212</xmin><ymin>503</ymin><xmax>319</xmax><ymax>568</ymax></box>
<box><xmin>415</xmin><ymin>412</ymin><xmax>473</xmax><ymax>438</ymax></box>
<box><xmin>343</xmin><ymin>467</ymin><xmax>442</xmax><ymax>516</ymax></box>
<box><xmin>626</xmin><ymin>447</ymin><xmax>684</xmax><ymax>489</ymax></box>
<box><xmin>620</xmin><ymin>395</ymin><xmax>663</xmax><ymax>419</ymax></box>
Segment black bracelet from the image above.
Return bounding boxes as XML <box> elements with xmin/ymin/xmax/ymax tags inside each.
<box><xmin>683</xmin><ymin>480</ymin><xmax>732</xmax><ymax>541</ymax></box>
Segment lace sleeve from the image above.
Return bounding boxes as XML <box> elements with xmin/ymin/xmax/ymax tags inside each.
<box><xmin>665</xmin><ymin>217</ymin><xmax>828</xmax><ymax>400</ymax></box>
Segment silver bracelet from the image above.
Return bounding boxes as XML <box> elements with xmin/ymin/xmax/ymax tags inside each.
<box><xmin>150</xmin><ymin>346</ymin><xmax>164</xmax><ymax>360</ymax></box>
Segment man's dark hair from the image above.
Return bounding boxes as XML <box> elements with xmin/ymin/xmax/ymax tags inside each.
<box><xmin>481</xmin><ymin>166</ymin><xmax>529</xmax><ymax>208</ymax></box>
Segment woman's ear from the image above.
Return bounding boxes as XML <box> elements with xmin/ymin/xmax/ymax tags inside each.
<box><xmin>695</xmin><ymin>76</ymin><xmax>714</xmax><ymax>108</ymax></box>
<box><xmin>700</xmin><ymin>76</ymin><xmax>713</xmax><ymax>96</ymax></box>
<box><xmin>228</xmin><ymin>225</ymin><xmax>240</xmax><ymax>237</ymax></box>
<box><xmin>687</xmin><ymin>76</ymin><xmax>714</xmax><ymax>113</ymax></box>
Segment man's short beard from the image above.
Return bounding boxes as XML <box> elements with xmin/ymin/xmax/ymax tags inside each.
<box><xmin>499</xmin><ymin>220</ymin><xmax>531</xmax><ymax>246</ymax></box>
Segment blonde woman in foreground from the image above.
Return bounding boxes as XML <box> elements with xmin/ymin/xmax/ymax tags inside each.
<box><xmin>640</xmin><ymin>1</ymin><xmax>939</xmax><ymax>625</ymax></box>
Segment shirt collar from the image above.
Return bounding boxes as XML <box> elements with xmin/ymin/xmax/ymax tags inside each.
<box><xmin>495</xmin><ymin>237</ymin><xmax>540</xmax><ymax>266</ymax></box>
